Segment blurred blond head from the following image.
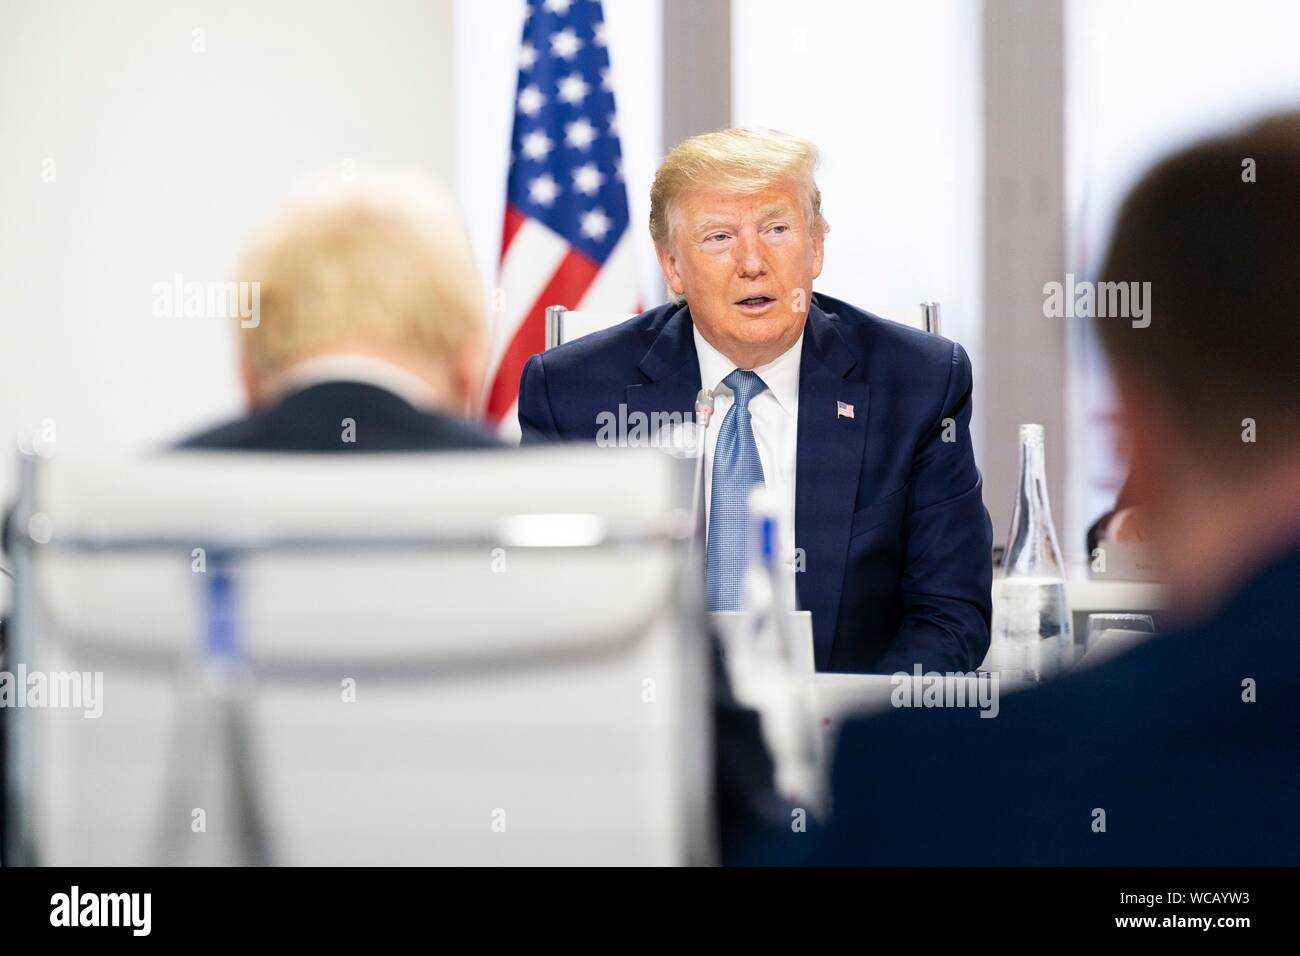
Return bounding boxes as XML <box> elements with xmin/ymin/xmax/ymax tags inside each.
<box><xmin>236</xmin><ymin>171</ymin><xmax>485</xmax><ymax>412</ymax></box>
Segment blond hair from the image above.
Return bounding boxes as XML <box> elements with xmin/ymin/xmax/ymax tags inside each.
<box><xmin>649</xmin><ymin>127</ymin><xmax>828</xmax><ymax>246</ymax></box>
<box><xmin>237</xmin><ymin>172</ymin><xmax>483</xmax><ymax>383</ymax></box>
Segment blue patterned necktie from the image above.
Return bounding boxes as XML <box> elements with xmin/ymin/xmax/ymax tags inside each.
<box><xmin>706</xmin><ymin>369</ymin><xmax>769</xmax><ymax>610</ymax></box>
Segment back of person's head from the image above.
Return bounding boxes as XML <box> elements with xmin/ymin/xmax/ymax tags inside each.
<box><xmin>1096</xmin><ymin>111</ymin><xmax>1300</xmax><ymax>613</ymax></box>
<box><xmin>236</xmin><ymin>172</ymin><xmax>485</xmax><ymax>412</ymax></box>
<box><xmin>1098</xmin><ymin>112</ymin><xmax>1300</xmax><ymax>476</ymax></box>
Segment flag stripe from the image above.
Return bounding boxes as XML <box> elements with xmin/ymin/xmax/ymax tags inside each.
<box><xmin>485</xmin><ymin>248</ymin><xmax>601</xmax><ymax>422</ymax></box>
<box><xmin>485</xmin><ymin>217</ymin><xmax>571</xmax><ymax>391</ymax></box>
<box><xmin>576</xmin><ymin>231</ymin><xmax>639</xmax><ymax>313</ymax></box>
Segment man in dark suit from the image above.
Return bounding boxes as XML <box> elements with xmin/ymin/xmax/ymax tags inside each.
<box><xmin>800</xmin><ymin>113</ymin><xmax>1300</xmax><ymax>865</ymax></box>
<box><xmin>181</xmin><ymin>378</ymin><xmax>497</xmax><ymax>453</ymax></box>
<box><xmin>519</xmin><ymin>128</ymin><xmax>993</xmax><ymax>674</ymax></box>
<box><xmin>180</xmin><ymin>175</ymin><xmax>495</xmax><ymax>454</ymax></box>
<box><xmin>0</xmin><ymin>177</ymin><xmax>499</xmax><ymax>861</ymax></box>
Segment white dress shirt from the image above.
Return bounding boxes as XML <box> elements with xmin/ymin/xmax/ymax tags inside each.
<box><xmin>694</xmin><ymin>325</ymin><xmax>802</xmax><ymax>593</ymax></box>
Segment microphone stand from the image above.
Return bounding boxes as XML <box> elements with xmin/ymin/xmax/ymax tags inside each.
<box><xmin>690</xmin><ymin>388</ymin><xmax>715</xmax><ymax>555</ymax></box>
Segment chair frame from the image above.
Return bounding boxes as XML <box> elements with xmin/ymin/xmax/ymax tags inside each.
<box><xmin>3</xmin><ymin>452</ymin><xmax>709</xmax><ymax>866</ymax></box>
<box><xmin>547</xmin><ymin>301</ymin><xmax>941</xmax><ymax>349</ymax></box>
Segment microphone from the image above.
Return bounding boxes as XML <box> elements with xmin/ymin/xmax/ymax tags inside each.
<box><xmin>690</xmin><ymin>388</ymin><xmax>715</xmax><ymax>549</ymax></box>
<box><xmin>694</xmin><ymin>387</ymin><xmax>716</xmax><ymax>431</ymax></box>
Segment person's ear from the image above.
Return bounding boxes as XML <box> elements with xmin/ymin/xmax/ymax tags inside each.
<box><xmin>238</xmin><ymin>346</ymin><xmax>261</xmax><ymax>410</ymax></box>
<box><xmin>810</xmin><ymin>220</ymin><xmax>825</xmax><ymax>280</ymax></box>
<box><xmin>450</xmin><ymin>332</ymin><xmax>488</xmax><ymax>417</ymax></box>
<box><xmin>656</xmin><ymin>242</ymin><xmax>687</xmax><ymax>297</ymax></box>
<box><xmin>1112</xmin><ymin>374</ymin><xmax>1170</xmax><ymax>510</ymax></box>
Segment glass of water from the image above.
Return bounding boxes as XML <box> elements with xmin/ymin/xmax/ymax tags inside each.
<box><xmin>1083</xmin><ymin>613</ymin><xmax>1156</xmax><ymax>661</ymax></box>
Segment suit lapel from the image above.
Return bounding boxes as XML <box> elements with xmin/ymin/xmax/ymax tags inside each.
<box><xmin>625</xmin><ymin>303</ymin><xmax>702</xmax><ymax>422</ymax></box>
<box><xmin>628</xmin><ymin>300</ymin><xmax>868</xmax><ymax>670</ymax></box>
<box><xmin>795</xmin><ymin>302</ymin><xmax>870</xmax><ymax>670</ymax></box>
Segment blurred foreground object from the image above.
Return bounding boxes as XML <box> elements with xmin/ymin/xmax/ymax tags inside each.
<box><xmin>188</xmin><ymin>169</ymin><xmax>489</xmax><ymax>442</ymax></box>
<box><xmin>722</xmin><ymin>488</ymin><xmax>822</xmax><ymax>812</ymax></box>
<box><xmin>792</xmin><ymin>112</ymin><xmax>1300</xmax><ymax>866</ymax></box>
<box><xmin>4</xmin><ymin>446</ymin><xmax>711</xmax><ymax>865</ymax></box>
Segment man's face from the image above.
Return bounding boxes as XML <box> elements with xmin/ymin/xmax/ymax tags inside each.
<box><xmin>656</xmin><ymin>183</ymin><xmax>824</xmax><ymax>368</ymax></box>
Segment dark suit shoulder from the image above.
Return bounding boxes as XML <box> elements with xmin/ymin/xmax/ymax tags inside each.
<box><xmin>823</xmin><ymin>551</ymin><xmax>1300</xmax><ymax>864</ymax></box>
<box><xmin>176</xmin><ymin>382</ymin><xmax>501</xmax><ymax>453</ymax></box>
<box><xmin>177</xmin><ymin>414</ymin><xmax>270</xmax><ymax>450</ymax></box>
<box><xmin>814</xmin><ymin>293</ymin><xmax>961</xmax><ymax>375</ymax></box>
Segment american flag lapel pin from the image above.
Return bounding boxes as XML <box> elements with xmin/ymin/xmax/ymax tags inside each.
<box><xmin>837</xmin><ymin>400</ymin><xmax>855</xmax><ymax>420</ymax></box>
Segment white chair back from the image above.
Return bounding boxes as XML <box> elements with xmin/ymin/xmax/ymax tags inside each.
<box><xmin>543</xmin><ymin>302</ymin><xmax>941</xmax><ymax>345</ymax></box>
<box><xmin>545</xmin><ymin>305</ymin><xmax>637</xmax><ymax>349</ymax></box>
<box><xmin>874</xmin><ymin>301</ymin><xmax>944</xmax><ymax>334</ymax></box>
<box><xmin>5</xmin><ymin>446</ymin><xmax>710</xmax><ymax>865</ymax></box>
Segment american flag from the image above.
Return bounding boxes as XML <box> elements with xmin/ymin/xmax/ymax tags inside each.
<box><xmin>483</xmin><ymin>0</ymin><xmax>638</xmax><ymax>437</ymax></box>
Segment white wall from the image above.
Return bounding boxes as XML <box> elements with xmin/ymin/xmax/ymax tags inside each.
<box><xmin>731</xmin><ymin>0</ymin><xmax>985</xmax><ymax>454</ymax></box>
<box><xmin>0</xmin><ymin>0</ymin><xmax>455</xmax><ymax>504</ymax></box>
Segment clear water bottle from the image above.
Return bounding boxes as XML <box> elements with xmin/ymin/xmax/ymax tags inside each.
<box><xmin>989</xmin><ymin>424</ymin><xmax>1073</xmax><ymax>681</ymax></box>
<box><xmin>732</xmin><ymin>487</ymin><xmax>822</xmax><ymax>807</ymax></box>
<box><xmin>734</xmin><ymin>487</ymin><xmax>798</xmax><ymax>672</ymax></box>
